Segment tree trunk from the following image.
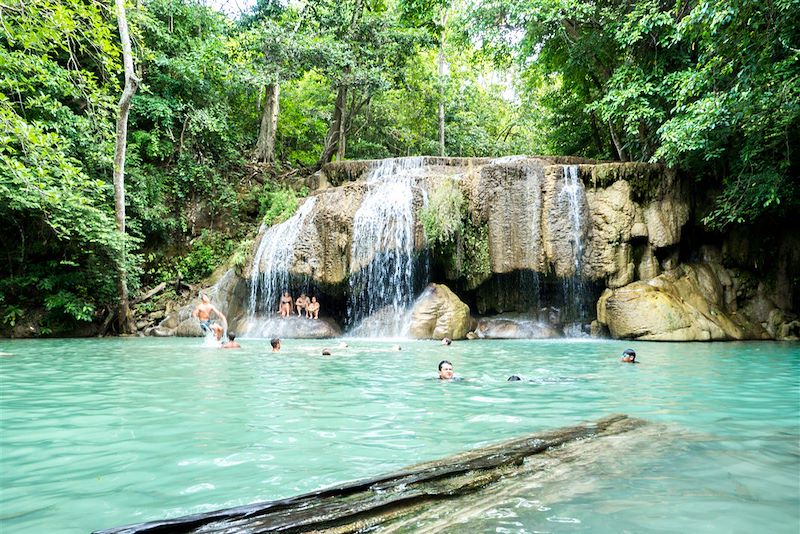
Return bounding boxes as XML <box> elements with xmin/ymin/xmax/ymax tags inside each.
<box><xmin>336</xmin><ymin>91</ymin><xmax>347</xmax><ymax>161</ymax></box>
<box><xmin>317</xmin><ymin>84</ymin><xmax>348</xmax><ymax>167</ymax></box>
<box><xmin>608</xmin><ymin>118</ymin><xmax>628</xmax><ymax>162</ymax></box>
<box><xmin>437</xmin><ymin>11</ymin><xmax>449</xmax><ymax>157</ymax></box>
<box><xmin>114</xmin><ymin>0</ymin><xmax>139</xmax><ymax>335</ymax></box>
<box><xmin>253</xmin><ymin>82</ymin><xmax>280</xmax><ymax>164</ymax></box>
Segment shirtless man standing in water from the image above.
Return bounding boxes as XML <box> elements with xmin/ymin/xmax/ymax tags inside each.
<box><xmin>192</xmin><ymin>293</ymin><xmax>227</xmax><ymax>337</ymax></box>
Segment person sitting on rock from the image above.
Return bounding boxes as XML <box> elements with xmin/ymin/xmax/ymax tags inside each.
<box><xmin>279</xmin><ymin>292</ymin><xmax>293</xmax><ymax>318</ymax></box>
<box><xmin>621</xmin><ymin>348</ymin><xmax>637</xmax><ymax>363</ymax></box>
<box><xmin>221</xmin><ymin>331</ymin><xmax>241</xmax><ymax>349</ymax></box>
<box><xmin>295</xmin><ymin>293</ymin><xmax>309</xmax><ymax>316</ymax></box>
<box><xmin>307</xmin><ymin>296</ymin><xmax>320</xmax><ymax>319</ymax></box>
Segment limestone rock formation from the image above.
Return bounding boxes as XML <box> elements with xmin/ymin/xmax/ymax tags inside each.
<box><xmin>409</xmin><ymin>283</ymin><xmax>471</xmax><ymax>340</ymax></box>
<box><xmin>596</xmin><ymin>263</ymin><xmax>767</xmax><ymax>341</ymax></box>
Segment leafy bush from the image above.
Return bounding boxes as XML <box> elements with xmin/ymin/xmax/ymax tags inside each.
<box><xmin>174</xmin><ymin>231</ymin><xmax>234</xmax><ymax>284</ymax></box>
<box><xmin>260</xmin><ymin>185</ymin><xmax>307</xmax><ymax>226</ymax></box>
<box><xmin>420</xmin><ymin>178</ymin><xmax>464</xmax><ymax>246</ymax></box>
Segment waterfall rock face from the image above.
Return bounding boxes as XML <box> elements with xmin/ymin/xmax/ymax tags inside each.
<box><xmin>211</xmin><ymin>155</ymin><xmax>795</xmax><ymax>340</ymax></box>
<box><xmin>409</xmin><ymin>284</ymin><xmax>471</xmax><ymax>340</ymax></box>
<box><xmin>250</xmin><ymin>157</ymin><xmax>688</xmax><ymax>292</ymax></box>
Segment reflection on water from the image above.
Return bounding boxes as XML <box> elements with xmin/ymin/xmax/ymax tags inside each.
<box><xmin>0</xmin><ymin>338</ymin><xmax>797</xmax><ymax>533</ymax></box>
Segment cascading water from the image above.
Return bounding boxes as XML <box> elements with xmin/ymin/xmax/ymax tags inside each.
<box><xmin>558</xmin><ymin>165</ymin><xmax>590</xmax><ymax>332</ymax></box>
<box><xmin>246</xmin><ymin>197</ymin><xmax>317</xmax><ymax>335</ymax></box>
<box><xmin>347</xmin><ymin>157</ymin><xmax>428</xmax><ymax>337</ymax></box>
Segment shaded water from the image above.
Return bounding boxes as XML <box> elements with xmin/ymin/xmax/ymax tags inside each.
<box><xmin>0</xmin><ymin>339</ymin><xmax>797</xmax><ymax>533</ymax></box>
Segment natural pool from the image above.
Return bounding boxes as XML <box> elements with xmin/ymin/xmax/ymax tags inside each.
<box><xmin>0</xmin><ymin>338</ymin><xmax>798</xmax><ymax>533</ymax></box>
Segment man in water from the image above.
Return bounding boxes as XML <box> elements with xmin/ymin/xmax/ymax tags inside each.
<box><xmin>192</xmin><ymin>293</ymin><xmax>227</xmax><ymax>337</ymax></box>
<box><xmin>221</xmin><ymin>332</ymin><xmax>241</xmax><ymax>349</ymax></box>
<box><xmin>271</xmin><ymin>338</ymin><xmax>281</xmax><ymax>352</ymax></box>
<box><xmin>621</xmin><ymin>348</ymin><xmax>637</xmax><ymax>363</ymax></box>
<box><xmin>441</xmin><ymin>337</ymin><xmax>452</xmax><ymax>345</ymax></box>
<box><xmin>438</xmin><ymin>360</ymin><xmax>454</xmax><ymax>380</ymax></box>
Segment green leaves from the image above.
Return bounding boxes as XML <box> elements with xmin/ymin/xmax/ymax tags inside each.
<box><xmin>465</xmin><ymin>0</ymin><xmax>799</xmax><ymax>227</ymax></box>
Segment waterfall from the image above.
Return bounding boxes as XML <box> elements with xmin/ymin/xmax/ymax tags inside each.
<box><xmin>558</xmin><ymin>165</ymin><xmax>590</xmax><ymax>331</ymax></box>
<box><xmin>347</xmin><ymin>157</ymin><xmax>428</xmax><ymax>337</ymax></box>
<box><xmin>248</xmin><ymin>197</ymin><xmax>317</xmax><ymax>319</ymax></box>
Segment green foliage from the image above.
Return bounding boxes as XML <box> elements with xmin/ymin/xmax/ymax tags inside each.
<box><xmin>464</xmin><ymin>0</ymin><xmax>800</xmax><ymax>227</ymax></box>
<box><xmin>231</xmin><ymin>238</ymin><xmax>255</xmax><ymax>275</ymax></box>
<box><xmin>0</xmin><ymin>0</ymin><xmax>128</xmax><ymax>329</ymax></box>
<box><xmin>260</xmin><ymin>185</ymin><xmax>306</xmax><ymax>226</ymax></box>
<box><xmin>420</xmin><ymin>178</ymin><xmax>464</xmax><ymax>245</ymax></box>
<box><xmin>420</xmin><ymin>177</ymin><xmax>490</xmax><ymax>285</ymax></box>
<box><xmin>462</xmin><ymin>220</ymin><xmax>491</xmax><ymax>289</ymax></box>
<box><xmin>3</xmin><ymin>305</ymin><xmax>23</xmax><ymax>327</ymax></box>
<box><xmin>173</xmin><ymin>231</ymin><xmax>234</xmax><ymax>284</ymax></box>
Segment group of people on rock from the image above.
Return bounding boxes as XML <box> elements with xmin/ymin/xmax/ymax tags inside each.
<box><xmin>279</xmin><ymin>291</ymin><xmax>320</xmax><ymax>319</ymax></box>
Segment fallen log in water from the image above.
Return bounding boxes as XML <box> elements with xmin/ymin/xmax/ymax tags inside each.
<box><xmin>95</xmin><ymin>414</ymin><xmax>645</xmax><ymax>534</ymax></box>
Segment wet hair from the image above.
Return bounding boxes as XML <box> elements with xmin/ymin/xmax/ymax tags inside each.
<box><xmin>321</xmin><ymin>349</ymin><xmax>331</xmax><ymax>355</ymax></box>
<box><xmin>438</xmin><ymin>360</ymin><xmax>452</xmax><ymax>371</ymax></box>
<box><xmin>507</xmin><ymin>375</ymin><xmax>522</xmax><ymax>381</ymax></box>
<box><xmin>622</xmin><ymin>348</ymin><xmax>636</xmax><ymax>358</ymax></box>
<box><xmin>270</xmin><ymin>338</ymin><xmax>280</xmax><ymax>348</ymax></box>
<box><xmin>227</xmin><ymin>332</ymin><xmax>236</xmax><ymax>341</ymax></box>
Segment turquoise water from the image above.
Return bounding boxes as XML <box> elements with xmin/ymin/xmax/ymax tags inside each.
<box><xmin>0</xmin><ymin>338</ymin><xmax>797</xmax><ymax>533</ymax></box>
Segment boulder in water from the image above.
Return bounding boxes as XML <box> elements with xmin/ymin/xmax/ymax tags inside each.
<box><xmin>409</xmin><ymin>283</ymin><xmax>471</xmax><ymax>340</ymax></box>
<box><xmin>475</xmin><ymin>316</ymin><xmax>560</xmax><ymax>339</ymax></box>
<box><xmin>243</xmin><ymin>315</ymin><xmax>342</xmax><ymax>339</ymax></box>
<box><xmin>596</xmin><ymin>263</ymin><xmax>762</xmax><ymax>340</ymax></box>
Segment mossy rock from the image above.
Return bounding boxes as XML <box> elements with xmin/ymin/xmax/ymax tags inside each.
<box><xmin>589</xmin><ymin>163</ymin><xmax>667</xmax><ymax>202</ymax></box>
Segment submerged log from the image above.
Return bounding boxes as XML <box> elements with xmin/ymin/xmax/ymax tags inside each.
<box><xmin>95</xmin><ymin>414</ymin><xmax>645</xmax><ymax>534</ymax></box>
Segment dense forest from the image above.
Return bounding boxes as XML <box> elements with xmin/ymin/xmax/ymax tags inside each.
<box><xmin>1</xmin><ymin>0</ymin><xmax>798</xmax><ymax>335</ymax></box>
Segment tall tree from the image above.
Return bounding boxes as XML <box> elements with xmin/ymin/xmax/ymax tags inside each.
<box><xmin>398</xmin><ymin>0</ymin><xmax>452</xmax><ymax>156</ymax></box>
<box><xmin>306</xmin><ymin>0</ymin><xmax>428</xmax><ymax>167</ymax></box>
<box><xmin>113</xmin><ymin>0</ymin><xmax>139</xmax><ymax>333</ymax></box>
<box><xmin>240</xmin><ymin>1</ymin><xmax>312</xmax><ymax>164</ymax></box>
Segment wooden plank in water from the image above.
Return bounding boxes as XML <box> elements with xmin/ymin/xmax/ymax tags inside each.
<box><xmin>95</xmin><ymin>414</ymin><xmax>644</xmax><ymax>534</ymax></box>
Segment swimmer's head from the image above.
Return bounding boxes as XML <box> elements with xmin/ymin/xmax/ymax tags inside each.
<box><xmin>621</xmin><ymin>348</ymin><xmax>636</xmax><ymax>362</ymax></box>
<box><xmin>507</xmin><ymin>375</ymin><xmax>522</xmax><ymax>381</ymax></box>
<box><xmin>227</xmin><ymin>331</ymin><xmax>236</xmax><ymax>341</ymax></box>
<box><xmin>441</xmin><ymin>337</ymin><xmax>452</xmax><ymax>345</ymax></box>
<box><xmin>271</xmin><ymin>338</ymin><xmax>281</xmax><ymax>349</ymax></box>
<box><xmin>438</xmin><ymin>360</ymin><xmax>454</xmax><ymax>380</ymax></box>
<box><xmin>322</xmin><ymin>348</ymin><xmax>331</xmax><ymax>355</ymax></box>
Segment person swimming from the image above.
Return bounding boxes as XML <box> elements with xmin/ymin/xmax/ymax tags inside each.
<box><xmin>621</xmin><ymin>348</ymin><xmax>637</xmax><ymax>363</ymax></box>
